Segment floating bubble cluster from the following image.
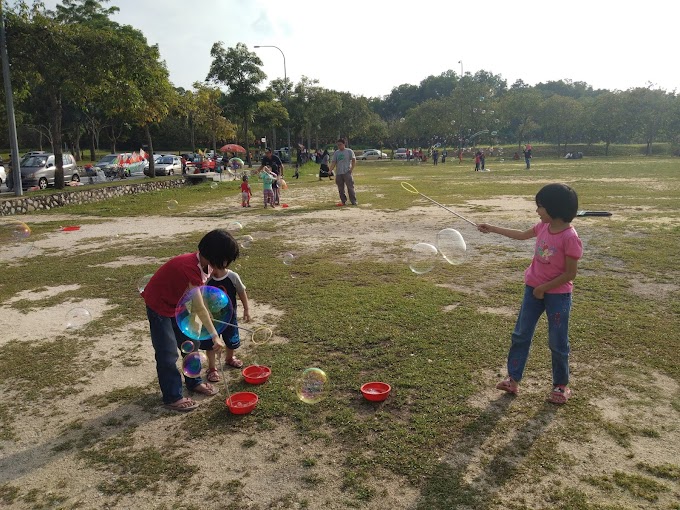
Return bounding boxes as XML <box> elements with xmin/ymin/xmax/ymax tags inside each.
<box><xmin>65</xmin><ymin>307</ymin><xmax>92</xmax><ymax>330</ymax></box>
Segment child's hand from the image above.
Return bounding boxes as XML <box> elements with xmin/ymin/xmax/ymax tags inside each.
<box><xmin>212</xmin><ymin>336</ymin><xmax>226</xmax><ymax>352</ymax></box>
<box><xmin>533</xmin><ymin>286</ymin><xmax>546</xmax><ymax>299</ymax></box>
<box><xmin>243</xmin><ymin>310</ymin><xmax>251</xmax><ymax>322</ymax></box>
<box><xmin>477</xmin><ymin>223</ymin><xmax>493</xmax><ymax>233</ymax></box>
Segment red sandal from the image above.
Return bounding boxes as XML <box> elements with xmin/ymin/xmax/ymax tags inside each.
<box><xmin>207</xmin><ymin>367</ymin><xmax>220</xmax><ymax>382</ymax></box>
<box><xmin>225</xmin><ymin>357</ymin><xmax>243</xmax><ymax>368</ymax></box>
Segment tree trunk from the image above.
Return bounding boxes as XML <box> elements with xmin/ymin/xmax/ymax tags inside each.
<box><xmin>190</xmin><ymin>113</ymin><xmax>196</xmax><ymax>153</ymax></box>
<box><xmin>272</xmin><ymin>127</ymin><xmax>277</xmax><ymax>151</ymax></box>
<box><xmin>244</xmin><ymin>114</ymin><xmax>252</xmax><ymax>167</ymax></box>
<box><xmin>74</xmin><ymin>122</ymin><xmax>82</xmax><ymax>161</ymax></box>
<box><xmin>50</xmin><ymin>92</ymin><xmax>65</xmax><ymax>189</ymax></box>
<box><xmin>145</xmin><ymin>124</ymin><xmax>155</xmax><ymax>178</ymax></box>
<box><xmin>90</xmin><ymin>129</ymin><xmax>96</xmax><ymax>161</ymax></box>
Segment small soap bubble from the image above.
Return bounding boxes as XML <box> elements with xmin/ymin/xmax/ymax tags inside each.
<box><xmin>295</xmin><ymin>368</ymin><xmax>330</xmax><ymax>404</ymax></box>
<box><xmin>240</xmin><ymin>235</ymin><xmax>254</xmax><ymax>248</ymax></box>
<box><xmin>180</xmin><ymin>340</ymin><xmax>197</xmax><ymax>354</ymax></box>
<box><xmin>282</xmin><ymin>253</ymin><xmax>295</xmax><ymax>265</ymax></box>
<box><xmin>167</xmin><ymin>200</ymin><xmax>178</xmax><ymax>210</ymax></box>
<box><xmin>182</xmin><ymin>351</ymin><xmax>207</xmax><ymax>378</ymax></box>
<box><xmin>210</xmin><ymin>182</ymin><xmax>218</xmax><ymax>189</ymax></box>
<box><xmin>137</xmin><ymin>274</ymin><xmax>154</xmax><ymax>293</ymax></box>
<box><xmin>65</xmin><ymin>307</ymin><xmax>92</xmax><ymax>330</ymax></box>
<box><xmin>227</xmin><ymin>221</ymin><xmax>243</xmax><ymax>232</ymax></box>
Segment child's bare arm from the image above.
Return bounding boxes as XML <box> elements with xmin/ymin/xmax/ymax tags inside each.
<box><xmin>477</xmin><ymin>223</ymin><xmax>535</xmax><ymax>240</ymax></box>
<box><xmin>238</xmin><ymin>290</ymin><xmax>250</xmax><ymax>322</ymax></box>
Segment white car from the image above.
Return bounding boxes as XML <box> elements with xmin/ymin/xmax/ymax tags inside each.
<box><xmin>153</xmin><ymin>155</ymin><xmax>182</xmax><ymax>176</ymax></box>
<box><xmin>358</xmin><ymin>149</ymin><xmax>389</xmax><ymax>160</ymax></box>
<box><xmin>0</xmin><ymin>165</ymin><xmax>6</xmax><ymax>188</ymax></box>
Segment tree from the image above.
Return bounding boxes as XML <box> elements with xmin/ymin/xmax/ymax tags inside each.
<box><xmin>207</xmin><ymin>42</ymin><xmax>266</xmax><ymax>165</ymax></box>
<box><xmin>499</xmin><ymin>88</ymin><xmax>543</xmax><ymax>150</ymax></box>
<box><xmin>192</xmin><ymin>82</ymin><xmax>236</xmax><ymax>154</ymax></box>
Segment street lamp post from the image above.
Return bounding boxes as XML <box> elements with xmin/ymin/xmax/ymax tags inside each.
<box><xmin>254</xmin><ymin>45</ymin><xmax>291</xmax><ymax>162</ymax></box>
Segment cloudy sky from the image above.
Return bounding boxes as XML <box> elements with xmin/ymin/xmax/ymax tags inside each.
<box><xmin>43</xmin><ymin>0</ymin><xmax>678</xmax><ymax>97</ymax></box>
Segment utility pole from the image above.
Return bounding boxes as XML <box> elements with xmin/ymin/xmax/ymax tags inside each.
<box><xmin>0</xmin><ymin>5</ymin><xmax>22</xmax><ymax>196</ymax></box>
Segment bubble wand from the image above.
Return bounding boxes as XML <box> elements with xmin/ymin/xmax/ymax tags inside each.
<box><xmin>400</xmin><ymin>182</ymin><xmax>477</xmax><ymax>226</ymax></box>
<box><xmin>212</xmin><ymin>319</ymin><xmax>273</xmax><ymax>344</ymax></box>
<box><xmin>217</xmin><ymin>357</ymin><xmax>232</xmax><ymax>402</ymax></box>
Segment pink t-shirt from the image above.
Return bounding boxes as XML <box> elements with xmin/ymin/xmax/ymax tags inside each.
<box><xmin>143</xmin><ymin>252</ymin><xmax>211</xmax><ymax>317</ymax></box>
<box><xmin>524</xmin><ymin>223</ymin><xmax>583</xmax><ymax>294</ymax></box>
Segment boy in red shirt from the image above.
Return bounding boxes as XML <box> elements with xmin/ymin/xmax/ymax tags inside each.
<box><xmin>142</xmin><ymin>229</ymin><xmax>239</xmax><ymax>411</ymax></box>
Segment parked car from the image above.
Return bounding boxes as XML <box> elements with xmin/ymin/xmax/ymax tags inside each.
<box><xmin>0</xmin><ymin>165</ymin><xmax>5</xmax><ymax>188</ymax></box>
<box><xmin>20</xmin><ymin>153</ymin><xmax>80</xmax><ymax>190</ymax></box>
<box><xmin>358</xmin><ymin>149</ymin><xmax>389</xmax><ymax>160</ymax></box>
<box><xmin>185</xmin><ymin>154</ymin><xmax>216</xmax><ymax>173</ymax></box>
<box><xmin>394</xmin><ymin>148</ymin><xmax>408</xmax><ymax>159</ymax></box>
<box><xmin>153</xmin><ymin>155</ymin><xmax>182</xmax><ymax>176</ymax></box>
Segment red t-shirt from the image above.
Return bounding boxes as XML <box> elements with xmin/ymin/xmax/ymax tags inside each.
<box><xmin>143</xmin><ymin>252</ymin><xmax>210</xmax><ymax>317</ymax></box>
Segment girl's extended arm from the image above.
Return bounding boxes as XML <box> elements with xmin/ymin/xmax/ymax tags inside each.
<box><xmin>477</xmin><ymin>223</ymin><xmax>535</xmax><ymax>240</ymax></box>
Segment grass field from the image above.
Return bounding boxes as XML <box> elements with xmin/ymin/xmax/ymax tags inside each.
<box><xmin>0</xmin><ymin>156</ymin><xmax>678</xmax><ymax>509</ymax></box>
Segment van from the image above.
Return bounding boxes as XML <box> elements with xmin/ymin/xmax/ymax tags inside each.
<box><xmin>20</xmin><ymin>153</ymin><xmax>80</xmax><ymax>190</ymax></box>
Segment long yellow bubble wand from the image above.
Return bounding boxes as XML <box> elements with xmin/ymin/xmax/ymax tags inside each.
<box><xmin>401</xmin><ymin>181</ymin><xmax>477</xmax><ymax>227</ymax></box>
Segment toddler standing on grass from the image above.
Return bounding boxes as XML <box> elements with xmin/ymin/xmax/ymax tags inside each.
<box><xmin>259</xmin><ymin>166</ymin><xmax>277</xmax><ymax>208</ymax></box>
<box><xmin>477</xmin><ymin>183</ymin><xmax>583</xmax><ymax>404</ymax></box>
<box><xmin>240</xmin><ymin>175</ymin><xmax>251</xmax><ymax>207</ymax></box>
<box><xmin>203</xmin><ymin>265</ymin><xmax>251</xmax><ymax>380</ymax></box>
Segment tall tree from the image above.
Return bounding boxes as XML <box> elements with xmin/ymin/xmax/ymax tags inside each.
<box><xmin>207</xmin><ymin>42</ymin><xmax>266</xmax><ymax>166</ymax></box>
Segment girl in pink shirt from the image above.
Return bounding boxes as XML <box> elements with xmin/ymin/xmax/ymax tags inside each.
<box><xmin>477</xmin><ymin>183</ymin><xmax>583</xmax><ymax>404</ymax></box>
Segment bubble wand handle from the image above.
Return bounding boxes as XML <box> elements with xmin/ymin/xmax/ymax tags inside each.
<box><xmin>213</xmin><ymin>319</ymin><xmax>256</xmax><ymax>334</ymax></box>
<box><xmin>401</xmin><ymin>182</ymin><xmax>477</xmax><ymax>226</ymax></box>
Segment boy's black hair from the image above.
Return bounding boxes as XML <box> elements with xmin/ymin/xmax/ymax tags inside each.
<box><xmin>198</xmin><ymin>229</ymin><xmax>239</xmax><ymax>269</ymax></box>
<box><xmin>535</xmin><ymin>183</ymin><xmax>578</xmax><ymax>222</ymax></box>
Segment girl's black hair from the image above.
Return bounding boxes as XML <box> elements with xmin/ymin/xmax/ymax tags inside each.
<box><xmin>535</xmin><ymin>183</ymin><xmax>579</xmax><ymax>222</ymax></box>
<box><xmin>198</xmin><ymin>229</ymin><xmax>239</xmax><ymax>269</ymax></box>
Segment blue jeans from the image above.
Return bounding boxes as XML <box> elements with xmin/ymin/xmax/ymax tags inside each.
<box><xmin>147</xmin><ymin>306</ymin><xmax>204</xmax><ymax>404</ymax></box>
<box><xmin>507</xmin><ymin>286</ymin><xmax>572</xmax><ymax>385</ymax></box>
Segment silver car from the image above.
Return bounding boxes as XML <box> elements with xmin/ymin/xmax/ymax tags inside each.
<box><xmin>20</xmin><ymin>153</ymin><xmax>80</xmax><ymax>190</ymax></box>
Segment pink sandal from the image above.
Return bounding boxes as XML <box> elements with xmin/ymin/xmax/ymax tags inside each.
<box><xmin>496</xmin><ymin>377</ymin><xmax>519</xmax><ymax>395</ymax></box>
<box><xmin>548</xmin><ymin>385</ymin><xmax>572</xmax><ymax>404</ymax></box>
<box><xmin>207</xmin><ymin>367</ymin><xmax>220</xmax><ymax>382</ymax></box>
<box><xmin>225</xmin><ymin>357</ymin><xmax>243</xmax><ymax>368</ymax></box>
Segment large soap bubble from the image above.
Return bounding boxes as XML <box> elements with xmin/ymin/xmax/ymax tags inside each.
<box><xmin>408</xmin><ymin>242</ymin><xmax>438</xmax><ymax>274</ymax></box>
<box><xmin>175</xmin><ymin>286</ymin><xmax>232</xmax><ymax>341</ymax></box>
<box><xmin>295</xmin><ymin>368</ymin><xmax>330</xmax><ymax>404</ymax></box>
<box><xmin>436</xmin><ymin>228</ymin><xmax>467</xmax><ymax>265</ymax></box>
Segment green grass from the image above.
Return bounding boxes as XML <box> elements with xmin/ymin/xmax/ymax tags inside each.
<box><xmin>1</xmin><ymin>155</ymin><xmax>679</xmax><ymax>508</ymax></box>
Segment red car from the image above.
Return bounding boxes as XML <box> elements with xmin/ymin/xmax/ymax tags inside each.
<box><xmin>186</xmin><ymin>155</ymin><xmax>216</xmax><ymax>173</ymax></box>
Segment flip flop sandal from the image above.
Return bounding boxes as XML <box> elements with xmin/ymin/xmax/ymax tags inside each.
<box><xmin>207</xmin><ymin>368</ymin><xmax>221</xmax><ymax>383</ymax></box>
<box><xmin>190</xmin><ymin>383</ymin><xmax>218</xmax><ymax>396</ymax></box>
<box><xmin>163</xmin><ymin>398</ymin><xmax>199</xmax><ymax>412</ymax></box>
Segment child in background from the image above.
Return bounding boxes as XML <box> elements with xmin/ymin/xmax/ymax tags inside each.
<box><xmin>142</xmin><ymin>229</ymin><xmax>238</xmax><ymax>412</ymax></box>
<box><xmin>477</xmin><ymin>183</ymin><xmax>583</xmax><ymax>404</ymax></box>
<box><xmin>240</xmin><ymin>175</ymin><xmax>251</xmax><ymax>207</ymax></box>
<box><xmin>204</xmin><ymin>265</ymin><xmax>251</xmax><ymax>380</ymax></box>
<box><xmin>259</xmin><ymin>166</ymin><xmax>277</xmax><ymax>208</ymax></box>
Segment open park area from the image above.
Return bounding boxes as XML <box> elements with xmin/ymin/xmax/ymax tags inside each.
<box><xmin>0</xmin><ymin>156</ymin><xmax>678</xmax><ymax>509</ymax></box>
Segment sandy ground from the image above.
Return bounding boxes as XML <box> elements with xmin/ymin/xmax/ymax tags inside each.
<box><xmin>0</xmin><ymin>179</ymin><xmax>678</xmax><ymax>509</ymax></box>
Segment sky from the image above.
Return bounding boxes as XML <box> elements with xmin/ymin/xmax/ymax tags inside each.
<box><xmin>42</xmin><ymin>0</ymin><xmax>678</xmax><ymax>97</ymax></box>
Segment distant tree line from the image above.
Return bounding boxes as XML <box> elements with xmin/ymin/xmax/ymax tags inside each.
<box><xmin>2</xmin><ymin>1</ymin><xmax>678</xmax><ymax>188</ymax></box>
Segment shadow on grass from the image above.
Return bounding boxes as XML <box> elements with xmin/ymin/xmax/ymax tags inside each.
<box><xmin>416</xmin><ymin>394</ymin><xmax>558</xmax><ymax>509</ymax></box>
<box><xmin>0</xmin><ymin>396</ymin><xmax>162</xmax><ymax>484</ymax></box>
